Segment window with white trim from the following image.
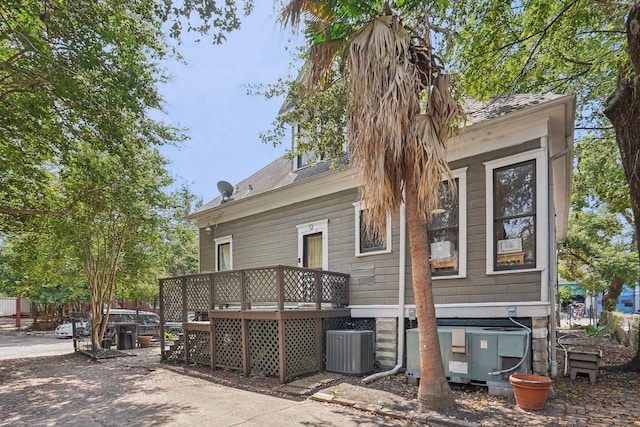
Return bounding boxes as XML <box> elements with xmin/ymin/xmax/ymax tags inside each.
<box><xmin>214</xmin><ymin>235</ymin><xmax>233</xmax><ymax>272</ymax></box>
<box><xmin>485</xmin><ymin>149</ymin><xmax>547</xmax><ymax>274</ymax></box>
<box><xmin>292</xmin><ymin>123</ymin><xmax>323</xmax><ymax>170</ymax></box>
<box><xmin>427</xmin><ymin>168</ymin><xmax>467</xmax><ymax>278</ymax></box>
<box><xmin>354</xmin><ymin>203</ymin><xmax>392</xmax><ymax>256</ymax></box>
<box><xmin>296</xmin><ymin>220</ymin><xmax>328</xmax><ymax>270</ymax></box>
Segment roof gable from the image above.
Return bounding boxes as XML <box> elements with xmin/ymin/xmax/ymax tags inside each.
<box><xmin>190</xmin><ymin>93</ymin><xmax>574</xmax><ymax>222</ymax></box>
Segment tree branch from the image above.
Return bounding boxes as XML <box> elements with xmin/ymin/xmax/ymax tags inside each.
<box><xmin>0</xmin><ymin>187</ymin><xmax>102</xmax><ymax>217</ymax></box>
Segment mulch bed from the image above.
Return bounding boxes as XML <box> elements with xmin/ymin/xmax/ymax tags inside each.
<box><xmin>1</xmin><ymin>325</ymin><xmax>637</xmax><ymax>426</ymax></box>
<box><xmin>165</xmin><ymin>325</ymin><xmax>640</xmax><ymax>426</ymax></box>
<box><xmin>79</xmin><ymin>348</ymin><xmax>136</xmax><ymax>359</ymax></box>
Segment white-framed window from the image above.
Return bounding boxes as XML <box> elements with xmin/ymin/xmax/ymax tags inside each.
<box><xmin>354</xmin><ymin>203</ymin><xmax>392</xmax><ymax>256</ymax></box>
<box><xmin>214</xmin><ymin>235</ymin><xmax>233</xmax><ymax>272</ymax></box>
<box><xmin>292</xmin><ymin>123</ymin><xmax>323</xmax><ymax>171</ymax></box>
<box><xmin>296</xmin><ymin>219</ymin><xmax>328</xmax><ymax>270</ymax></box>
<box><xmin>427</xmin><ymin>168</ymin><xmax>467</xmax><ymax>278</ymax></box>
<box><xmin>484</xmin><ymin>148</ymin><xmax>548</xmax><ymax>274</ymax></box>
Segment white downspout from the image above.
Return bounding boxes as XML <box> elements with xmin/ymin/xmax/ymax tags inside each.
<box><xmin>548</xmin><ymin>146</ymin><xmax>571</xmax><ymax>378</ymax></box>
<box><xmin>362</xmin><ymin>195</ymin><xmax>407</xmax><ymax>383</ymax></box>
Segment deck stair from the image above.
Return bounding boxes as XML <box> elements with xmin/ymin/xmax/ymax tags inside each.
<box><xmin>162</xmin><ymin>333</ymin><xmax>185</xmax><ymax>361</ymax></box>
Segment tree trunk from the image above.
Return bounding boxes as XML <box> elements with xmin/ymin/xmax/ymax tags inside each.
<box><xmin>15</xmin><ymin>297</ymin><xmax>21</xmax><ymax>329</ymax></box>
<box><xmin>405</xmin><ymin>176</ymin><xmax>456</xmax><ymax>410</ymax></box>
<box><xmin>598</xmin><ymin>277</ymin><xmax>625</xmax><ymax>327</ymax></box>
<box><xmin>604</xmin><ymin>2</ymin><xmax>640</xmax><ymax>371</ymax></box>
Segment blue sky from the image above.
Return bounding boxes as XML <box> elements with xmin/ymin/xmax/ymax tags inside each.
<box><xmin>158</xmin><ymin>3</ymin><xmax>301</xmax><ymax>204</ymax></box>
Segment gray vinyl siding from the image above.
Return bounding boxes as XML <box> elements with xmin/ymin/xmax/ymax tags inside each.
<box><xmin>419</xmin><ymin>139</ymin><xmax>543</xmax><ymax>305</ymax></box>
<box><xmin>200</xmin><ymin>188</ymin><xmax>402</xmax><ymax>306</ymax></box>
<box><xmin>199</xmin><ymin>137</ymin><xmax>547</xmax><ymax>307</ymax></box>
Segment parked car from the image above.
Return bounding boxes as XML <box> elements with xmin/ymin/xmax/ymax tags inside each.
<box><xmin>54</xmin><ymin>321</ymin><xmax>87</xmax><ymax>338</ymax></box>
<box><xmin>87</xmin><ymin>309</ymin><xmax>161</xmax><ymax>347</ymax></box>
<box><xmin>164</xmin><ymin>313</ymin><xmax>196</xmax><ymax>334</ymax></box>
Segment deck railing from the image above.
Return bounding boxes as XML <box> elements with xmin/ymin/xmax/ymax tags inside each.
<box><xmin>158</xmin><ymin>266</ymin><xmax>351</xmax><ymax>382</ymax></box>
<box><xmin>159</xmin><ymin>265</ymin><xmax>349</xmax><ymax>323</ymax></box>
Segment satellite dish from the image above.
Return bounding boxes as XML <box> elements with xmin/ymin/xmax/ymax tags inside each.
<box><xmin>217</xmin><ymin>180</ymin><xmax>234</xmax><ymax>202</ymax></box>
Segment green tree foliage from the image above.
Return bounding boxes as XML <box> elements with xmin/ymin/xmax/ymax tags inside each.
<box><xmin>571</xmin><ymin>136</ymin><xmax>631</xmax><ymax>216</ymax></box>
<box><xmin>0</xmin><ymin>227</ymin><xmax>86</xmax><ymax>304</ymax></box>
<box><xmin>560</xmin><ymin>210</ymin><xmax>638</xmax><ymax>309</ymax></box>
<box><xmin>447</xmin><ymin>0</ymin><xmax>640</xmax><ymax>369</ymax></box>
<box><xmin>446</xmin><ymin>0</ymin><xmax>627</xmax><ymax>127</ymax></box>
<box><xmin>559</xmin><ymin>136</ymin><xmax>638</xmax><ymax>317</ymax></box>
<box><xmin>1</xmin><ymin>0</ymin><xmax>251</xmax><ymax>346</ymax></box>
<box><xmin>161</xmin><ymin>185</ymin><xmax>200</xmax><ymax>278</ymax></box>
<box><xmin>0</xmin><ymin>0</ymin><xmax>253</xmax><ymax>231</ymax></box>
<box><xmin>252</xmin><ymin>77</ymin><xmax>351</xmax><ymax>168</ymax></box>
<box><xmin>558</xmin><ymin>285</ymin><xmax>574</xmax><ymax>305</ymax></box>
<box><xmin>0</xmin><ymin>144</ymin><xmax>200</xmax><ymax>347</ymax></box>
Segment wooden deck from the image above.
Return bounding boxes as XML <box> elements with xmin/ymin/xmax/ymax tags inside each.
<box><xmin>159</xmin><ymin>266</ymin><xmax>352</xmax><ymax>383</ymax></box>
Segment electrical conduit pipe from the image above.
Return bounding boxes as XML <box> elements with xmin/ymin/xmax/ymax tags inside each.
<box><xmin>362</xmin><ymin>195</ymin><xmax>407</xmax><ymax>383</ymax></box>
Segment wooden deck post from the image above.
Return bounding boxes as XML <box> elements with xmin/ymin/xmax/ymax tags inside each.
<box><xmin>276</xmin><ymin>267</ymin><xmax>284</xmax><ymax>311</ymax></box>
<box><xmin>278</xmin><ymin>318</ymin><xmax>286</xmax><ymax>383</ymax></box>
<box><xmin>181</xmin><ymin>276</ymin><xmax>187</xmax><ymax>322</ymax></box>
<box><xmin>241</xmin><ymin>318</ymin><xmax>249</xmax><ymax>377</ymax></box>
<box><xmin>159</xmin><ymin>281</ymin><xmax>165</xmax><ymax>359</ymax></box>
<box><xmin>315</xmin><ymin>270</ymin><xmax>322</xmax><ymax>310</ymax></box>
<box><xmin>316</xmin><ymin>318</ymin><xmax>324</xmax><ymax>372</ymax></box>
<box><xmin>209</xmin><ymin>318</ymin><xmax>216</xmax><ymax>371</ymax></box>
<box><xmin>209</xmin><ymin>273</ymin><xmax>215</xmax><ymax>311</ymax></box>
<box><xmin>184</xmin><ymin>326</ymin><xmax>190</xmax><ymax>365</ymax></box>
<box><xmin>240</xmin><ymin>271</ymin><xmax>249</xmax><ymax>311</ymax></box>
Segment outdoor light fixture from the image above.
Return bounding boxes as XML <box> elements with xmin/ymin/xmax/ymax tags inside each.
<box><xmin>204</xmin><ymin>223</ymin><xmax>213</xmax><ymax>235</ymax></box>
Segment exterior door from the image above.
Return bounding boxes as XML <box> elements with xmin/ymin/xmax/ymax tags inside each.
<box><xmin>296</xmin><ymin>219</ymin><xmax>328</xmax><ymax>270</ymax></box>
<box><xmin>303</xmin><ymin>232</ymin><xmax>323</xmax><ymax>269</ymax></box>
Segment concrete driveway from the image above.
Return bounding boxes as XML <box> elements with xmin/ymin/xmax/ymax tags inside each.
<box><xmin>0</xmin><ymin>326</ymin><xmax>409</xmax><ymax>427</ymax></box>
<box><xmin>0</xmin><ymin>345</ymin><xmax>408</xmax><ymax>427</ymax></box>
<box><xmin>0</xmin><ymin>330</ymin><xmax>74</xmax><ymax>360</ymax></box>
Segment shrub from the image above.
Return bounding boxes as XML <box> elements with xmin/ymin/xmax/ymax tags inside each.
<box><xmin>582</xmin><ymin>324</ymin><xmax>609</xmax><ymax>342</ymax></box>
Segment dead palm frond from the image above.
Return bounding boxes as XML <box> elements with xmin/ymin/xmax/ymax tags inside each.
<box><xmin>347</xmin><ymin>14</ymin><xmax>414</xmax><ymax>235</ymax></box>
<box><xmin>308</xmin><ymin>40</ymin><xmax>347</xmax><ymax>88</ymax></box>
<box><xmin>413</xmin><ymin>74</ymin><xmax>459</xmax><ymax>221</ymax></box>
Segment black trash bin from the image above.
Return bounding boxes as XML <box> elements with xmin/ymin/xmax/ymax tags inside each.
<box><xmin>116</xmin><ymin>323</ymin><xmax>137</xmax><ymax>350</ymax></box>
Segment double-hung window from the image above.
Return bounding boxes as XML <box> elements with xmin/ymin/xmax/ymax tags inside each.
<box><xmin>485</xmin><ymin>149</ymin><xmax>547</xmax><ymax>273</ymax></box>
<box><xmin>292</xmin><ymin>123</ymin><xmax>323</xmax><ymax>170</ymax></box>
<box><xmin>354</xmin><ymin>203</ymin><xmax>392</xmax><ymax>256</ymax></box>
<box><xmin>214</xmin><ymin>235</ymin><xmax>233</xmax><ymax>271</ymax></box>
<box><xmin>427</xmin><ymin>168</ymin><xmax>467</xmax><ymax>277</ymax></box>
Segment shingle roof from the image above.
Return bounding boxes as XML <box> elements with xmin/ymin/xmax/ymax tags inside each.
<box><xmin>191</xmin><ymin>155</ymin><xmax>337</xmax><ymax>215</ymax></box>
<box><xmin>191</xmin><ymin>93</ymin><xmax>567</xmax><ymax>215</ymax></box>
<box><xmin>463</xmin><ymin>94</ymin><xmax>564</xmax><ymax>125</ymax></box>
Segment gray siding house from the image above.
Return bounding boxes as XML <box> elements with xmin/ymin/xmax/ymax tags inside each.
<box><xmin>187</xmin><ymin>94</ymin><xmax>576</xmax><ymax>378</ymax></box>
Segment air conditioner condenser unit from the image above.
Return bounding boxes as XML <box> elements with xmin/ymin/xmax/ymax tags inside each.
<box><xmin>326</xmin><ymin>330</ymin><xmax>374</xmax><ymax>375</ymax></box>
<box><xmin>406</xmin><ymin>326</ymin><xmax>530</xmax><ymax>394</ymax></box>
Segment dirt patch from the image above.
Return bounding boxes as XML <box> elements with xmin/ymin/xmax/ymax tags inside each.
<box><xmin>163</xmin><ymin>326</ymin><xmax>640</xmax><ymax>426</ymax></box>
<box><xmin>1</xmin><ymin>327</ymin><xmax>639</xmax><ymax>426</ymax></box>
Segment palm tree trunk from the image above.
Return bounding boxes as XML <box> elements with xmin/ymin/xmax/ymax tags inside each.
<box><xmin>405</xmin><ymin>176</ymin><xmax>456</xmax><ymax>410</ymax></box>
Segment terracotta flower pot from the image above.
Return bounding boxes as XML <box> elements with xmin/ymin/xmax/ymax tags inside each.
<box><xmin>138</xmin><ymin>335</ymin><xmax>152</xmax><ymax>348</ymax></box>
<box><xmin>509</xmin><ymin>373</ymin><xmax>553</xmax><ymax>410</ymax></box>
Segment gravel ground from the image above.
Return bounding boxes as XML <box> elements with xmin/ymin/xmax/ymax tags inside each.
<box><xmin>166</xmin><ymin>326</ymin><xmax>640</xmax><ymax>426</ymax></box>
<box><xmin>1</xmin><ymin>326</ymin><xmax>639</xmax><ymax>426</ymax></box>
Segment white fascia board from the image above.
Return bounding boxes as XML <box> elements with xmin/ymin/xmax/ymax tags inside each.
<box><xmin>449</xmin><ymin>116</ymin><xmax>549</xmax><ymax>162</ymax></box>
<box><xmin>191</xmin><ymin>168</ymin><xmax>360</xmax><ymax>227</ymax></box>
<box><xmin>349</xmin><ymin>302</ymin><xmax>551</xmax><ymax>319</ymax></box>
<box><xmin>449</xmin><ymin>95</ymin><xmax>574</xmax><ymax>163</ymax></box>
